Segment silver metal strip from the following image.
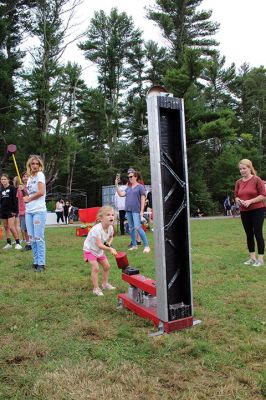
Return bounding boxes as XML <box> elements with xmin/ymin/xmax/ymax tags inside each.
<box><xmin>180</xmin><ymin>99</ymin><xmax>193</xmax><ymax>314</ymax></box>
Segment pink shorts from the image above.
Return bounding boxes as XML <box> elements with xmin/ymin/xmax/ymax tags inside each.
<box><xmin>83</xmin><ymin>251</ymin><xmax>107</xmax><ymax>263</ymax></box>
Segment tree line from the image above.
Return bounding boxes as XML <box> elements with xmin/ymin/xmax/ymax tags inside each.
<box><xmin>0</xmin><ymin>0</ymin><xmax>265</xmax><ymax>214</ymax></box>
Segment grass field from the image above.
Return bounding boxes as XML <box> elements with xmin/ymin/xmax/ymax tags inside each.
<box><xmin>0</xmin><ymin>218</ymin><xmax>265</xmax><ymax>400</ymax></box>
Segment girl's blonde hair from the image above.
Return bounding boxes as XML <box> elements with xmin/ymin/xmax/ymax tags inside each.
<box><xmin>239</xmin><ymin>159</ymin><xmax>256</xmax><ymax>175</ymax></box>
<box><xmin>96</xmin><ymin>206</ymin><xmax>114</xmax><ymax>222</ymax></box>
<box><xmin>26</xmin><ymin>155</ymin><xmax>44</xmax><ymax>175</ymax></box>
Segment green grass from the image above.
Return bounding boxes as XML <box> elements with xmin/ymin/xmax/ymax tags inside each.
<box><xmin>0</xmin><ymin>219</ymin><xmax>265</xmax><ymax>399</ymax></box>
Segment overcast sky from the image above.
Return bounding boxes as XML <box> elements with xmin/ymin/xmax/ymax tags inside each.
<box><xmin>62</xmin><ymin>0</ymin><xmax>266</xmax><ymax>85</ymax></box>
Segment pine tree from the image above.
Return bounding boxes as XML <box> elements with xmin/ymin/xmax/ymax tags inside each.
<box><xmin>145</xmin><ymin>40</ymin><xmax>170</xmax><ymax>86</ymax></box>
<box><xmin>201</xmin><ymin>53</ymin><xmax>236</xmax><ymax>110</ymax></box>
<box><xmin>146</xmin><ymin>0</ymin><xmax>219</xmax><ymax>67</ymax></box>
<box><xmin>21</xmin><ymin>0</ymin><xmax>82</xmax><ymax>185</ymax></box>
<box><xmin>79</xmin><ymin>8</ymin><xmax>142</xmax><ymax>142</ymax></box>
<box><xmin>233</xmin><ymin>65</ymin><xmax>266</xmax><ymax>173</ymax></box>
<box><xmin>0</xmin><ymin>1</ymin><xmax>28</xmax><ymax>141</ymax></box>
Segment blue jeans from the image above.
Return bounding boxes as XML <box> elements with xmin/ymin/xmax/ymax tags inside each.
<box><xmin>126</xmin><ymin>212</ymin><xmax>149</xmax><ymax>247</ymax></box>
<box><xmin>26</xmin><ymin>211</ymin><xmax>47</xmax><ymax>265</ymax></box>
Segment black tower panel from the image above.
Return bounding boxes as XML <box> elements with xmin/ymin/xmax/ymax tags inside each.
<box><xmin>147</xmin><ymin>94</ymin><xmax>192</xmax><ymax>322</ymax></box>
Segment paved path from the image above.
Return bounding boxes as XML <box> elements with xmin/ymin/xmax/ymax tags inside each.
<box><xmin>46</xmin><ymin>215</ymin><xmax>240</xmax><ymax>228</ymax></box>
<box><xmin>46</xmin><ymin>223</ymin><xmax>80</xmax><ymax>228</ymax></box>
<box><xmin>191</xmin><ymin>215</ymin><xmax>240</xmax><ymax>221</ymax></box>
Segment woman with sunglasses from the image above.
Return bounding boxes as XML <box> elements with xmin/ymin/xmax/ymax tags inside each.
<box><xmin>115</xmin><ymin>170</ymin><xmax>150</xmax><ymax>253</ymax></box>
<box><xmin>23</xmin><ymin>155</ymin><xmax>47</xmax><ymax>272</ymax></box>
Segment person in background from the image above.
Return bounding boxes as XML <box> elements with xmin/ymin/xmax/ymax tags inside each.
<box><xmin>114</xmin><ymin>176</ymin><xmax>127</xmax><ymax>235</ymax></box>
<box><xmin>234</xmin><ymin>158</ymin><xmax>266</xmax><ymax>267</ymax></box>
<box><xmin>0</xmin><ymin>174</ymin><xmax>22</xmax><ymax>249</ymax></box>
<box><xmin>83</xmin><ymin>206</ymin><xmax>117</xmax><ymax>296</ymax></box>
<box><xmin>68</xmin><ymin>202</ymin><xmax>75</xmax><ymax>223</ymax></box>
<box><xmin>127</xmin><ymin>168</ymin><xmax>145</xmax><ymax>246</ymax></box>
<box><xmin>194</xmin><ymin>208</ymin><xmax>203</xmax><ymax>218</ymax></box>
<box><xmin>115</xmin><ymin>170</ymin><xmax>150</xmax><ymax>253</ymax></box>
<box><xmin>23</xmin><ymin>155</ymin><xmax>47</xmax><ymax>272</ymax></box>
<box><xmin>63</xmin><ymin>200</ymin><xmax>71</xmax><ymax>224</ymax></box>
<box><xmin>146</xmin><ymin>187</ymin><xmax>153</xmax><ymax>225</ymax></box>
<box><xmin>55</xmin><ymin>198</ymin><xmax>64</xmax><ymax>223</ymax></box>
<box><xmin>224</xmin><ymin>195</ymin><xmax>232</xmax><ymax>216</ymax></box>
<box><xmin>17</xmin><ymin>172</ymin><xmax>31</xmax><ymax>251</ymax></box>
<box><xmin>230</xmin><ymin>199</ymin><xmax>237</xmax><ymax>217</ymax></box>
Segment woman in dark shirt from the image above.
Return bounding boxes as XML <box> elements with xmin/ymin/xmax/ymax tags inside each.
<box><xmin>63</xmin><ymin>200</ymin><xmax>70</xmax><ymax>224</ymax></box>
<box><xmin>0</xmin><ymin>174</ymin><xmax>22</xmax><ymax>250</ymax></box>
<box><xmin>234</xmin><ymin>159</ymin><xmax>266</xmax><ymax>267</ymax></box>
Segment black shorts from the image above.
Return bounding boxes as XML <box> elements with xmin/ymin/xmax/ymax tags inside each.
<box><xmin>1</xmin><ymin>211</ymin><xmax>15</xmax><ymax>219</ymax></box>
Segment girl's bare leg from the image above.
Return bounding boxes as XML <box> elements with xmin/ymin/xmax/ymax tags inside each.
<box><xmin>3</xmin><ymin>219</ymin><xmax>10</xmax><ymax>240</ymax></box>
<box><xmin>100</xmin><ymin>258</ymin><xmax>111</xmax><ymax>286</ymax></box>
<box><xmin>90</xmin><ymin>260</ymin><xmax>100</xmax><ymax>289</ymax></box>
<box><xmin>8</xmin><ymin>217</ymin><xmax>19</xmax><ymax>240</ymax></box>
<box><xmin>15</xmin><ymin>217</ymin><xmax>20</xmax><ymax>240</ymax></box>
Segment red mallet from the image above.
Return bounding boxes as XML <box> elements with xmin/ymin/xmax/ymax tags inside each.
<box><xmin>115</xmin><ymin>252</ymin><xmax>129</xmax><ymax>269</ymax></box>
<box><xmin>7</xmin><ymin>144</ymin><xmax>22</xmax><ymax>185</ymax></box>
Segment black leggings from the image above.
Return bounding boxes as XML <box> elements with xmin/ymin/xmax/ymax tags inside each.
<box><xmin>119</xmin><ymin>210</ymin><xmax>126</xmax><ymax>235</ymax></box>
<box><xmin>56</xmin><ymin>212</ymin><xmax>64</xmax><ymax>223</ymax></box>
<box><xmin>240</xmin><ymin>208</ymin><xmax>265</xmax><ymax>254</ymax></box>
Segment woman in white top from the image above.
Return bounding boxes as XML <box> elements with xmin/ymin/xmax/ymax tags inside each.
<box><xmin>114</xmin><ymin>176</ymin><xmax>127</xmax><ymax>235</ymax></box>
<box><xmin>55</xmin><ymin>198</ymin><xmax>64</xmax><ymax>223</ymax></box>
<box><xmin>23</xmin><ymin>155</ymin><xmax>47</xmax><ymax>272</ymax></box>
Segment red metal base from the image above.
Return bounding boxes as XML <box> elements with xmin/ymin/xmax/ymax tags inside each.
<box><xmin>122</xmin><ymin>273</ymin><xmax>156</xmax><ymax>296</ymax></box>
<box><xmin>118</xmin><ymin>293</ymin><xmax>193</xmax><ymax>333</ymax></box>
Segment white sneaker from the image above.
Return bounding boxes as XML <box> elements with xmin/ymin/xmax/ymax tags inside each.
<box><xmin>128</xmin><ymin>246</ymin><xmax>138</xmax><ymax>251</ymax></box>
<box><xmin>3</xmin><ymin>243</ymin><xmax>12</xmax><ymax>250</ymax></box>
<box><xmin>102</xmin><ymin>283</ymin><xmax>116</xmax><ymax>290</ymax></box>
<box><xmin>253</xmin><ymin>260</ymin><xmax>264</xmax><ymax>267</ymax></box>
<box><xmin>143</xmin><ymin>246</ymin><xmax>151</xmax><ymax>253</ymax></box>
<box><xmin>14</xmin><ymin>243</ymin><xmax>23</xmax><ymax>250</ymax></box>
<box><xmin>93</xmin><ymin>287</ymin><xmax>104</xmax><ymax>296</ymax></box>
<box><xmin>243</xmin><ymin>258</ymin><xmax>256</xmax><ymax>265</ymax></box>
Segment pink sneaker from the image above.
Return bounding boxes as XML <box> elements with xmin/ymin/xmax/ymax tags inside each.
<box><xmin>93</xmin><ymin>287</ymin><xmax>104</xmax><ymax>296</ymax></box>
<box><xmin>102</xmin><ymin>283</ymin><xmax>116</xmax><ymax>290</ymax></box>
